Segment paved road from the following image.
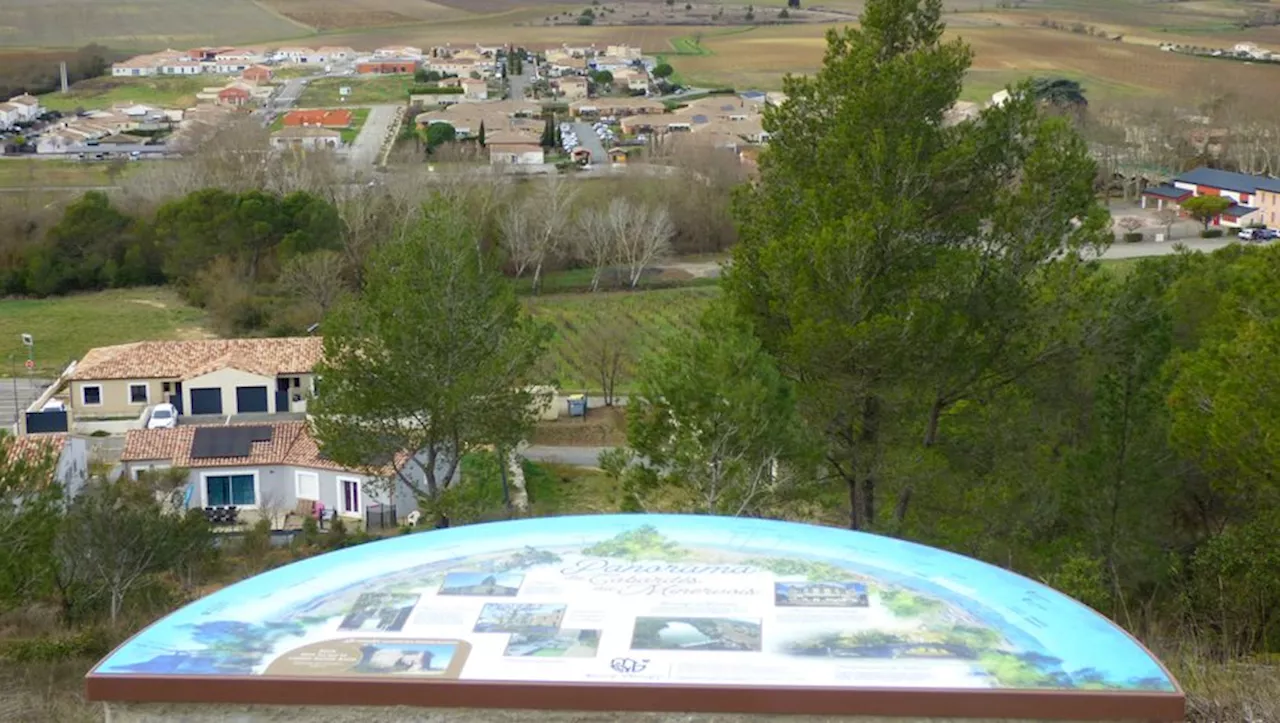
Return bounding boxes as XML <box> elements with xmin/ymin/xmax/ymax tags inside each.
<box><xmin>571</xmin><ymin>121</ymin><xmax>608</xmax><ymax>164</ymax></box>
<box><xmin>1097</xmin><ymin>238</ymin><xmax>1235</xmax><ymax>259</ymax></box>
<box><xmin>346</xmin><ymin>104</ymin><xmax>399</xmax><ymax>170</ymax></box>
<box><xmin>0</xmin><ymin>377</ymin><xmax>52</xmax><ymax>430</ymax></box>
<box><xmin>273</xmin><ymin>77</ymin><xmax>308</xmax><ymax>111</ymax></box>
<box><xmin>508</xmin><ymin>63</ymin><xmax>535</xmax><ymax>100</ymax></box>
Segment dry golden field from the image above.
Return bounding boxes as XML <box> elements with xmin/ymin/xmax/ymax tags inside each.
<box><xmin>259</xmin><ymin>0</ymin><xmax>468</xmax><ymax>30</ymax></box>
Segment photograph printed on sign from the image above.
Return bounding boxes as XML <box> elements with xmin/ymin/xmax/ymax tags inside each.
<box><xmin>338</xmin><ymin>593</ymin><xmax>419</xmax><ymax>632</ymax></box>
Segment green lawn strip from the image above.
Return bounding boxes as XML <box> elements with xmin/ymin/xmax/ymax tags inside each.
<box><xmin>0</xmin><ymin>287</ymin><xmax>207</xmax><ymax>374</ymax></box>
<box><xmin>341</xmin><ymin>107</ymin><xmax>371</xmax><ymax>145</ymax></box>
<box><xmin>297</xmin><ymin>76</ymin><xmax>415</xmax><ymax>106</ymax></box>
<box><xmin>0</xmin><ymin>160</ymin><xmax>123</xmax><ymax>188</ymax></box>
<box><xmin>38</xmin><ymin>76</ymin><xmax>219</xmax><ymax>113</ymax></box>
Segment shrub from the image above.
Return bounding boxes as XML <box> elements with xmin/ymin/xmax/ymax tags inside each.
<box><xmin>0</xmin><ymin>627</ymin><xmax>113</xmax><ymax>663</ymax></box>
<box><xmin>1122</xmin><ymin>232</ymin><xmax>1144</xmax><ymax>243</ymax></box>
<box><xmin>1200</xmin><ymin>228</ymin><xmax>1224</xmax><ymax>238</ymax></box>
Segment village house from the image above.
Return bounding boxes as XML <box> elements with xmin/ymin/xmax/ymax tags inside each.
<box><xmin>612</xmin><ymin>68</ymin><xmax>650</xmax><ymax>92</ymax></box>
<box><xmin>283</xmin><ymin>108</ymin><xmax>353</xmax><ymax>128</ymax></box>
<box><xmin>605</xmin><ymin>44</ymin><xmax>642</xmax><ymax>60</ymax></box>
<box><xmin>0</xmin><ymin>93</ymin><xmax>41</xmax><ymax>128</ymax></box>
<box><xmin>547</xmin><ymin>55</ymin><xmax>589</xmax><ymax>77</ymax></box>
<box><xmin>160</xmin><ymin>59</ymin><xmax>204</xmax><ymax>75</ymax></box>
<box><xmin>414</xmin><ymin>99</ymin><xmax>542</xmax><ymax>139</ymax></box>
<box><xmin>120</xmin><ymin>421</ymin><xmax>418</xmax><ymax>525</ymax></box>
<box><xmin>489</xmin><ymin>143</ymin><xmax>545</xmax><ymax>166</ymax></box>
<box><xmin>216</xmin><ymin>86</ymin><xmax>252</xmax><ymax>107</ymax></box>
<box><xmin>1141</xmin><ymin>166</ymin><xmax>1280</xmax><ymax>228</ymax></box>
<box><xmin>111</xmin><ymin>53</ymin><xmax>167</xmax><ymax>77</ymax></box>
<box><xmin>1</xmin><ymin>433</ymin><xmax>90</xmax><ymax>502</ymax></box>
<box><xmin>241</xmin><ymin>65</ymin><xmax>273</xmax><ymax>83</ymax></box>
<box><xmin>570</xmin><ymin>97</ymin><xmax>664</xmax><ymax>118</ymax></box>
<box><xmin>271</xmin><ymin>126</ymin><xmax>342</xmax><ymax>150</ymax></box>
<box><xmin>67</xmin><ymin>337</ymin><xmax>323</xmax><ymax>420</ymax></box>
<box><xmin>316</xmin><ymin>46</ymin><xmax>357</xmax><ymax>61</ymax></box>
<box><xmin>592</xmin><ymin>55</ymin><xmax>639</xmax><ymax>73</ymax></box>
<box><xmin>274</xmin><ymin>47</ymin><xmax>319</xmax><ymax>64</ymax></box>
<box><xmin>439</xmin><ymin>76</ymin><xmax>489</xmax><ymax>101</ymax></box>
<box><xmin>555</xmin><ymin>76</ymin><xmax>589</xmax><ymax>100</ymax></box>
<box><xmin>374</xmin><ymin>45</ymin><xmax>424</xmax><ymax>59</ymax></box>
<box><xmin>424</xmin><ymin>57</ymin><xmax>479</xmax><ymax>77</ymax></box>
<box><xmin>357</xmin><ymin>58</ymin><xmax>417</xmax><ymax>75</ymax></box>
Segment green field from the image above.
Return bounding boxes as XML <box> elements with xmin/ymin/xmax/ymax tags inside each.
<box><xmin>528</xmin><ymin>286</ymin><xmax>718</xmax><ymax>392</ymax></box>
<box><xmin>0</xmin><ymin>160</ymin><xmax>132</xmax><ymax>188</ymax></box>
<box><xmin>0</xmin><ymin>0</ymin><xmax>309</xmax><ymax>49</ymax></box>
<box><xmin>297</xmin><ymin>76</ymin><xmax>415</xmax><ymax>106</ymax></box>
<box><xmin>0</xmin><ymin>288</ymin><xmax>208</xmax><ymax>374</ymax></box>
<box><xmin>38</xmin><ymin>76</ymin><xmax>219</xmax><ymax>112</ymax></box>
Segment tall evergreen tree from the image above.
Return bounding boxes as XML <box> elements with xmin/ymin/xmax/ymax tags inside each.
<box><xmin>726</xmin><ymin>0</ymin><xmax>1109</xmax><ymax>530</ymax></box>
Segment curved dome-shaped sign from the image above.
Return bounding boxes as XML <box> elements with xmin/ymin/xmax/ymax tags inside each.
<box><xmin>88</xmin><ymin>514</ymin><xmax>1182</xmax><ymax>720</ymax></box>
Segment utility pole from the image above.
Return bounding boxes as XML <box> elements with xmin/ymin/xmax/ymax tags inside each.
<box><xmin>60</xmin><ymin>61</ymin><xmax>69</xmax><ymax>93</ymax></box>
<box><xmin>9</xmin><ymin>355</ymin><xmax>19</xmax><ymax>432</ymax></box>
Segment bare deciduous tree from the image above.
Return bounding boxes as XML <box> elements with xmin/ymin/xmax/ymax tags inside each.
<box><xmin>514</xmin><ymin>175</ymin><xmax>579</xmax><ymax>293</ymax></box>
<box><xmin>1116</xmin><ymin>217</ymin><xmax>1145</xmax><ymax>235</ymax></box>
<box><xmin>612</xmin><ymin>198</ymin><xmax>674</xmax><ymax>288</ymax></box>
<box><xmin>1156</xmin><ymin>208</ymin><xmax>1180</xmax><ymax>241</ymax></box>
<box><xmin>585</xmin><ymin>322</ymin><xmax>632</xmax><ymax>406</ymax></box>
<box><xmin>281</xmin><ymin>250</ymin><xmax>348</xmax><ymax>315</ymax></box>
<box><xmin>575</xmin><ymin>203</ymin><xmax>619</xmax><ymax>292</ymax></box>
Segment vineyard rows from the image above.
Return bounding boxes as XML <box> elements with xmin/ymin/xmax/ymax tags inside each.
<box><xmin>528</xmin><ymin>287</ymin><xmax>718</xmax><ymax>392</ymax></box>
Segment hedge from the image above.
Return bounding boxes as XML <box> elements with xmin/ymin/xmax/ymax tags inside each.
<box><xmin>1200</xmin><ymin>229</ymin><xmax>1224</xmax><ymax>238</ymax></box>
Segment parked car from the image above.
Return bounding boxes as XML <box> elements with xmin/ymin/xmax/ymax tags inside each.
<box><xmin>41</xmin><ymin>399</ymin><xmax>66</xmax><ymax>412</ymax></box>
<box><xmin>147</xmin><ymin>403</ymin><xmax>178</xmax><ymax>429</ymax></box>
<box><xmin>1238</xmin><ymin>228</ymin><xmax>1277</xmax><ymax>241</ymax></box>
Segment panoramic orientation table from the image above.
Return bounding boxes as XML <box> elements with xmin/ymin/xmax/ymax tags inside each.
<box><xmin>87</xmin><ymin>514</ymin><xmax>1184</xmax><ymax>722</ymax></box>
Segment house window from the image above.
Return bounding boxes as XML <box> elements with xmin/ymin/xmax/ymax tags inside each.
<box><xmin>163</xmin><ymin>382</ymin><xmax>172</xmax><ymax>393</ymax></box>
<box><xmin>205</xmin><ymin>473</ymin><xmax>256</xmax><ymax>507</ymax></box>
<box><xmin>81</xmin><ymin>385</ymin><xmax>102</xmax><ymax>406</ymax></box>
<box><xmin>292</xmin><ymin>377</ymin><xmax>301</xmax><ymax>388</ymax></box>
<box><xmin>338</xmin><ymin>477</ymin><xmax>361</xmax><ymax>516</ymax></box>
<box><xmin>129</xmin><ymin>383</ymin><xmax>149</xmax><ymax>404</ymax></box>
<box><xmin>295</xmin><ymin>471</ymin><xmax>320</xmax><ymax>500</ymax></box>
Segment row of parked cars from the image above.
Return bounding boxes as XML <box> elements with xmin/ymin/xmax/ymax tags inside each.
<box><xmin>1237</xmin><ymin>227</ymin><xmax>1279</xmax><ymax>241</ymax></box>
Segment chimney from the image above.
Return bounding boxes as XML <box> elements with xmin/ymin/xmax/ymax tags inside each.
<box><xmin>60</xmin><ymin>61</ymin><xmax>69</xmax><ymax>93</ymax></box>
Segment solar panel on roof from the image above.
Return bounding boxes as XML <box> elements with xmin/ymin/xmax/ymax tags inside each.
<box><xmin>190</xmin><ymin>426</ymin><xmax>273</xmax><ymax>459</ymax></box>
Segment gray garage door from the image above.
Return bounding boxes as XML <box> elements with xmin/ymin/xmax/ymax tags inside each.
<box><xmin>235</xmin><ymin>386</ymin><xmax>269</xmax><ymax>414</ymax></box>
<box><xmin>189</xmin><ymin>388</ymin><xmax>222</xmax><ymax>415</ymax></box>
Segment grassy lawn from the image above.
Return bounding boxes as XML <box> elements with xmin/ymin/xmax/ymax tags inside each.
<box><xmin>38</xmin><ymin>76</ymin><xmax>220</xmax><ymax>113</ymax></box>
<box><xmin>297</xmin><ymin>76</ymin><xmax>415</xmax><ymax>106</ymax></box>
<box><xmin>342</xmin><ymin>107</ymin><xmax>371</xmax><ymax>144</ymax></box>
<box><xmin>0</xmin><ymin>288</ymin><xmax>208</xmax><ymax>375</ymax></box>
<box><xmin>528</xmin><ymin>286</ymin><xmax>718</xmax><ymax>392</ymax></box>
<box><xmin>0</xmin><ymin>160</ymin><xmax>133</xmax><ymax>188</ymax></box>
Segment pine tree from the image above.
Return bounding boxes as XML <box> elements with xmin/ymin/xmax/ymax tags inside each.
<box><xmin>479</xmin><ymin>121</ymin><xmax>487</xmax><ymax>146</ymax></box>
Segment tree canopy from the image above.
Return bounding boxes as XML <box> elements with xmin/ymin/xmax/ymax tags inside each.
<box><xmin>727</xmin><ymin>0</ymin><xmax>1109</xmax><ymax>530</ymax></box>
<box><xmin>310</xmin><ymin>199</ymin><xmax>550</xmax><ymax>503</ymax></box>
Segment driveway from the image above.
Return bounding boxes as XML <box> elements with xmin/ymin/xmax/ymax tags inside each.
<box><xmin>273</xmin><ymin>77</ymin><xmax>309</xmax><ymax>111</ymax></box>
<box><xmin>570</xmin><ymin>121</ymin><xmax>607</xmax><ymax>164</ymax></box>
<box><xmin>346</xmin><ymin>104</ymin><xmax>399</xmax><ymax>170</ymax></box>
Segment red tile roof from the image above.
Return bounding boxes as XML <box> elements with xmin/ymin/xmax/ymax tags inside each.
<box><xmin>2</xmin><ymin>433</ymin><xmax>67</xmax><ymax>467</ymax></box>
<box><xmin>121</xmin><ymin>421</ymin><xmax>397</xmax><ymax>474</ymax></box>
<box><xmin>282</xmin><ymin>109</ymin><xmax>352</xmax><ymax>128</ymax></box>
<box><xmin>71</xmin><ymin>337</ymin><xmax>322</xmax><ymax>381</ymax></box>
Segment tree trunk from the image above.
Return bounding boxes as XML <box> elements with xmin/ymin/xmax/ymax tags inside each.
<box><xmin>847</xmin><ymin>478</ymin><xmax>861</xmax><ymax>531</ymax></box>
<box><xmin>532</xmin><ymin>261</ymin><xmax>544</xmax><ymax>295</ymax></box>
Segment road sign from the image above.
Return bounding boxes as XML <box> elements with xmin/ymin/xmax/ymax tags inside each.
<box><xmin>24</xmin><ymin>359</ymin><xmax>34</xmax><ymax>370</ymax></box>
<box><xmin>339</xmin><ymin>86</ymin><xmax>351</xmax><ymax>97</ymax></box>
<box><xmin>21</xmin><ymin>333</ymin><xmax>32</xmax><ymax>346</ymax></box>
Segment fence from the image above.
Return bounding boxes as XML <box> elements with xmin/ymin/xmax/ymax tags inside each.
<box><xmin>365</xmin><ymin>503</ymin><xmax>398</xmax><ymax>531</ymax></box>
